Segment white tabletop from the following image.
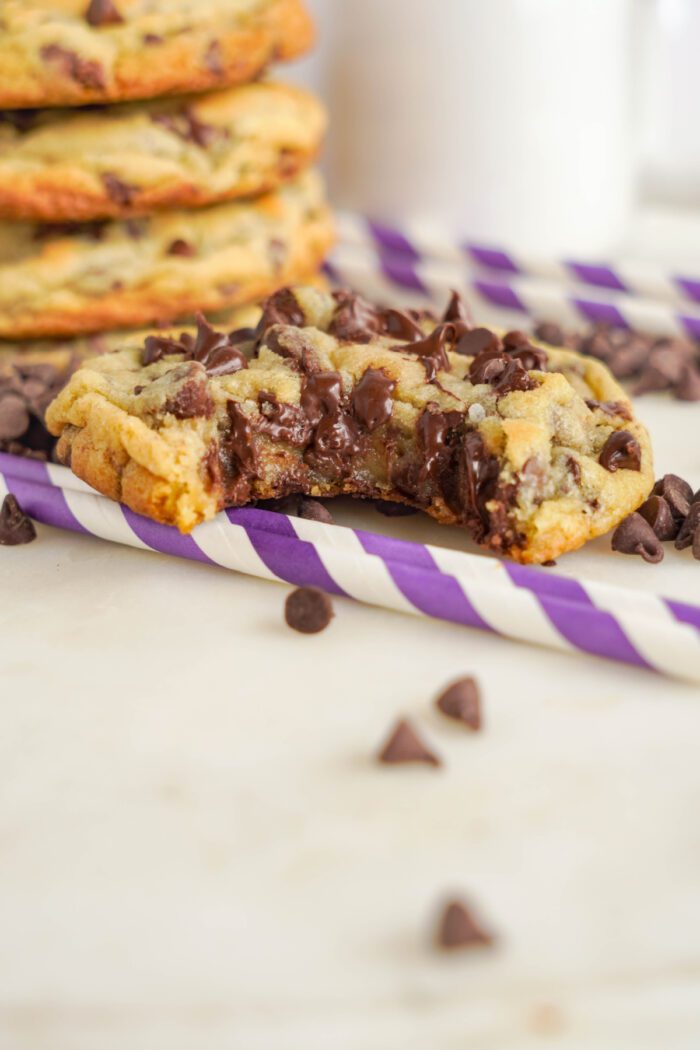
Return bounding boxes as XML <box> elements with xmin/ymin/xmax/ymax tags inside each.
<box><xmin>1</xmin><ymin>389</ymin><xmax>699</xmax><ymax>1050</ymax></box>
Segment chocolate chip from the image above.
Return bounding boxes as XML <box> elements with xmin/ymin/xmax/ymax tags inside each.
<box><xmin>329</xmin><ymin>290</ymin><xmax>381</xmax><ymax>343</ymax></box>
<box><xmin>381</xmin><ymin>308</ymin><xmax>425</xmax><ymax>343</ymax></box>
<box><xmin>257</xmin><ymin>392</ymin><xmax>310</xmax><ymax>446</ymax></box>
<box><xmin>435</xmin><ymin>678</ymin><xmax>482</xmax><ymax>730</ymax></box>
<box><xmin>442</xmin><ymin>290</ymin><xmax>471</xmax><ymax>325</ymax></box>
<box><xmin>0</xmin><ymin>495</ymin><xmax>37</xmax><ymax>546</ymax></box>
<box><xmin>163</xmin><ymin>374</ymin><xmax>214</xmax><ymax>419</ymax></box>
<box><xmin>298</xmin><ymin>498</ymin><xmax>334</xmax><ymax>524</ymax></box>
<box><xmin>675</xmin><ymin>503</ymin><xmax>700</xmax><ymax>551</ymax></box>
<box><xmin>151</xmin><ymin>107</ymin><xmax>220</xmax><ymax>149</ymax></box>
<box><xmin>0</xmin><ymin>393</ymin><xmax>30</xmax><ymax>440</ymax></box>
<box><xmin>436</xmin><ymin>900</ymin><xmax>494</xmax><ymax>951</ymax></box>
<box><xmin>397</xmin><ymin>326</ymin><xmax>453</xmax><ymax>382</ymax></box>
<box><xmin>352</xmin><ymin>368</ymin><xmax>395</xmax><ymax>431</ymax></box>
<box><xmin>676</xmin><ymin>363</ymin><xmax>700</xmax><ymax>401</ymax></box>
<box><xmin>533</xmin><ymin>321</ymin><xmax>565</xmax><ymax>346</ymax></box>
<box><xmin>284</xmin><ymin>586</ymin><xmax>334</xmax><ymax>634</ymax></box>
<box><xmin>599</xmin><ymin>430</ymin><xmax>642</xmax><ymax>472</ymax></box>
<box><xmin>101</xmin><ymin>172</ymin><xmax>135</xmax><ymax>206</ymax></box>
<box><xmin>85</xmin><ymin>0</ymin><xmax>124</xmax><ymax>26</ymax></box>
<box><xmin>637</xmin><ymin>495</ymin><xmax>678</xmax><ymax>541</ymax></box>
<box><xmin>468</xmin><ymin>347</ymin><xmax>508</xmax><ymax>384</ymax></box>
<box><xmin>611</xmin><ymin>513</ymin><xmax>664</xmax><ymax>563</ymax></box>
<box><xmin>256</xmin><ymin>288</ymin><xmax>306</xmax><ymax>341</ymax></box>
<box><xmin>493</xmin><ymin>358</ymin><xmax>537</xmax><ymax>395</ymax></box>
<box><xmin>456</xmin><ymin>327</ymin><xmax>500</xmax><ymax>358</ymax></box>
<box><xmin>167</xmin><ymin>239</ymin><xmax>196</xmax><ymax>257</ymax></box>
<box><xmin>378</xmin><ymin>719</ymin><xmax>441</xmax><ymax>767</ymax></box>
<box><xmin>585</xmin><ymin>399</ymin><xmax>632</xmax><ymax>420</ymax></box>
<box><xmin>40</xmin><ymin>44</ymin><xmax>106</xmax><ymax>89</ymax></box>
<box><xmin>653</xmin><ymin>474</ymin><xmax>693</xmax><ymax>520</ymax></box>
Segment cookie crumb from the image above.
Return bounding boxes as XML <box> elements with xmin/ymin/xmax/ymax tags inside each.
<box><xmin>436</xmin><ymin>899</ymin><xmax>494</xmax><ymax>951</ymax></box>
<box><xmin>435</xmin><ymin>678</ymin><xmax>482</xmax><ymax>730</ymax></box>
<box><xmin>298</xmin><ymin>497</ymin><xmax>334</xmax><ymax>524</ymax></box>
<box><xmin>284</xmin><ymin>586</ymin><xmax>333</xmax><ymax>634</ymax></box>
<box><xmin>0</xmin><ymin>494</ymin><xmax>37</xmax><ymax>546</ymax></box>
<box><xmin>378</xmin><ymin>719</ymin><xmax>441</xmax><ymax>767</ymax></box>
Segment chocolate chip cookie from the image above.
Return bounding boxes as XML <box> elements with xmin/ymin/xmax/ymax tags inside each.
<box><xmin>0</xmin><ymin>0</ymin><xmax>314</xmax><ymax>109</ymax></box>
<box><xmin>0</xmin><ymin>170</ymin><xmax>333</xmax><ymax>338</ymax></box>
<box><xmin>46</xmin><ymin>287</ymin><xmax>654</xmax><ymax>561</ymax></box>
<box><xmin>0</xmin><ymin>301</ymin><xmax>268</xmax><ymax>457</ymax></box>
<box><xmin>0</xmin><ymin>81</ymin><xmax>326</xmax><ymax>222</ymax></box>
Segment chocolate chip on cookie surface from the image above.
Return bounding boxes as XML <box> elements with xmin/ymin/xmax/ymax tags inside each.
<box><xmin>46</xmin><ymin>287</ymin><xmax>654</xmax><ymax>562</ymax></box>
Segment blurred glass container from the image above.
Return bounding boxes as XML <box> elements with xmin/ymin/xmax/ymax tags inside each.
<box><xmin>295</xmin><ymin>0</ymin><xmax>635</xmax><ymax>256</ymax></box>
<box><xmin>641</xmin><ymin>0</ymin><xmax>700</xmax><ymax>206</ymax></box>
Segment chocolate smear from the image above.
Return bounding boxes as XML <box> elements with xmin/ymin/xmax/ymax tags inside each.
<box><xmin>352</xmin><ymin>368</ymin><xmax>395</xmax><ymax>431</ymax></box>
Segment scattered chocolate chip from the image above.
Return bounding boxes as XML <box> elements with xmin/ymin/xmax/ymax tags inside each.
<box><xmin>40</xmin><ymin>44</ymin><xmax>106</xmax><ymax>89</ymax></box>
<box><xmin>436</xmin><ymin>900</ymin><xmax>494</xmax><ymax>951</ymax></box>
<box><xmin>456</xmin><ymin>327</ymin><xmax>500</xmax><ymax>358</ymax></box>
<box><xmin>381</xmin><ymin>308</ymin><xmax>425</xmax><ymax>343</ymax></box>
<box><xmin>638</xmin><ymin>495</ymin><xmax>678</xmax><ymax>541</ymax></box>
<box><xmin>675</xmin><ymin>503</ymin><xmax>700</xmax><ymax>551</ymax></box>
<box><xmin>653</xmin><ymin>474</ymin><xmax>693</xmax><ymax>520</ymax></box>
<box><xmin>378</xmin><ymin>719</ymin><xmax>441</xmax><ymax>767</ymax></box>
<box><xmin>167</xmin><ymin>239</ymin><xmax>196</xmax><ymax>257</ymax></box>
<box><xmin>85</xmin><ymin>0</ymin><xmax>124</xmax><ymax>26</ymax></box>
<box><xmin>374</xmin><ymin>500</ymin><xmax>419</xmax><ymax>517</ymax></box>
<box><xmin>611</xmin><ymin>513</ymin><xmax>664</xmax><ymax>563</ymax></box>
<box><xmin>435</xmin><ymin>678</ymin><xmax>482</xmax><ymax>730</ymax></box>
<box><xmin>0</xmin><ymin>393</ymin><xmax>30</xmax><ymax>440</ymax></box>
<box><xmin>0</xmin><ymin>494</ymin><xmax>37</xmax><ymax>546</ymax></box>
<box><xmin>599</xmin><ymin>430</ymin><xmax>642</xmax><ymax>472</ymax></box>
<box><xmin>676</xmin><ymin>363</ymin><xmax>700</xmax><ymax>401</ymax></box>
<box><xmin>284</xmin><ymin>586</ymin><xmax>334</xmax><ymax>634</ymax></box>
<box><xmin>298</xmin><ymin>498</ymin><xmax>334</xmax><ymax>524</ymax></box>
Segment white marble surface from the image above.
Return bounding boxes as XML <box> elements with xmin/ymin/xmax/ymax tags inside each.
<box><xmin>0</xmin><ymin>392</ymin><xmax>699</xmax><ymax>1050</ymax></box>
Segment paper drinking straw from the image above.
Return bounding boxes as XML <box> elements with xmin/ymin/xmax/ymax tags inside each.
<box><xmin>2</xmin><ymin>456</ymin><xmax>699</xmax><ymax>682</ymax></box>
<box><xmin>338</xmin><ymin>212</ymin><xmax>700</xmax><ymax>310</ymax></box>
<box><xmin>329</xmin><ymin>240</ymin><xmax>700</xmax><ymax>340</ymax></box>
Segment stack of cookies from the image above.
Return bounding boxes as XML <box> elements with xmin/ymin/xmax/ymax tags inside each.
<box><xmin>0</xmin><ymin>0</ymin><xmax>332</xmax><ymax>459</ymax></box>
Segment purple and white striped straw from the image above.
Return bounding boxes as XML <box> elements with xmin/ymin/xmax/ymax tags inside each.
<box><xmin>339</xmin><ymin>212</ymin><xmax>700</xmax><ymax>310</ymax></box>
<box><xmin>2</xmin><ymin>454</ymin><xmax>699</xmax><ymax>683</ymax></box>
<box><xmin>329</xmin><ymin>240</ymin><xmax>700</xmax><ymax>341</ymax></box>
